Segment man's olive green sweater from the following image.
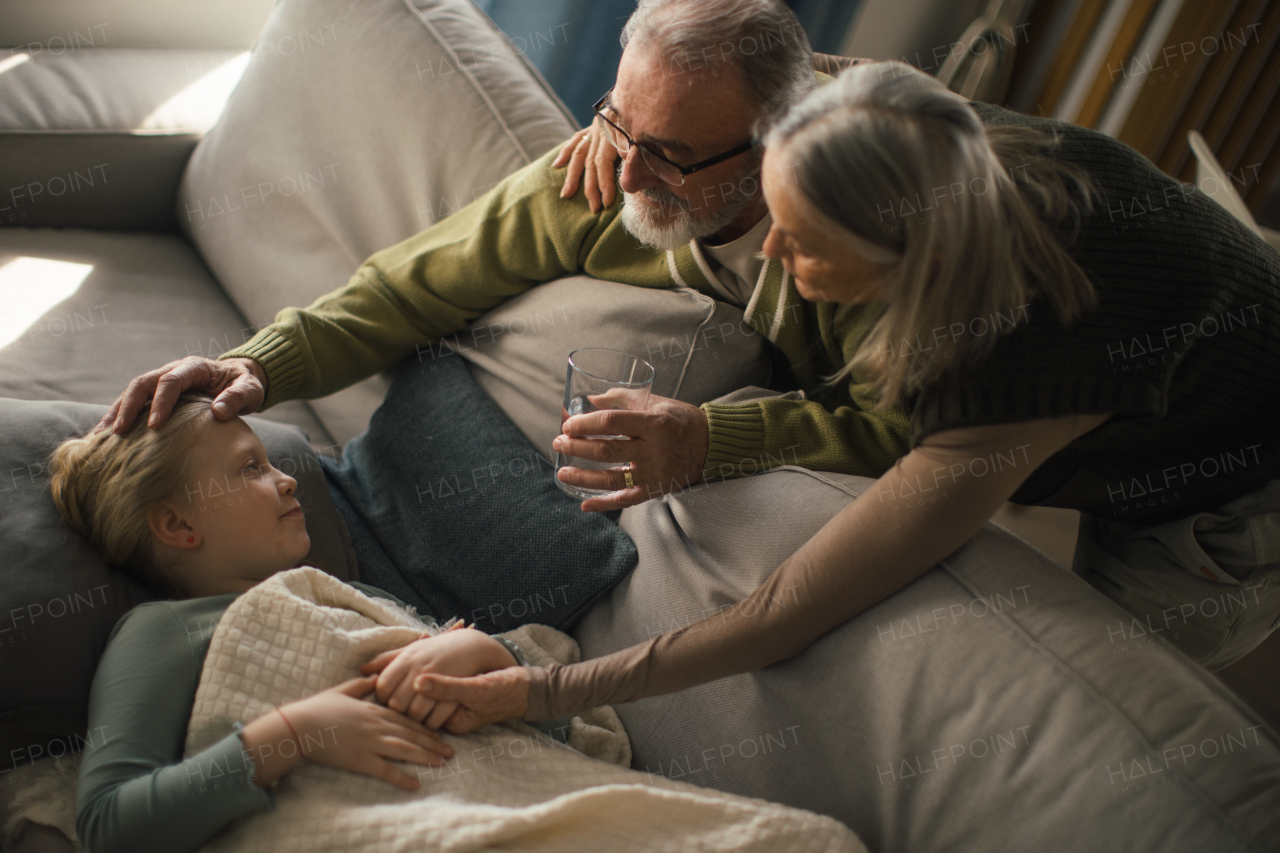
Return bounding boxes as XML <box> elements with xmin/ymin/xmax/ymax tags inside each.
<box><xmin>219</xmin><ymin>143</ymin><xmax>911</xmax><ymax>483</ymax></box>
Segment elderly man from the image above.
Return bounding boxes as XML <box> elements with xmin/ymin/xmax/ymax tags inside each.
<box><xmin>97</xmin><ymin>0</ymin><xmax>907</xmax><ymax>632</ymax></box>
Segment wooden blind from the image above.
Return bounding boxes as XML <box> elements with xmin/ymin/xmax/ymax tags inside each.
<box><xmin>1002</xmin><ymin>0</ymin><xmax>1280</xmax><ymax>216</ymax></box>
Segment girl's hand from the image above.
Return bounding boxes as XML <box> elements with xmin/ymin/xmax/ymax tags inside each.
<box><xmin>552</xmin><ymin>117</ymin><xmax>619</xmax><ymax>213</ymax></box>
<box><xmin>414</xmin><ymin>667</ymin><xmax>532</xmax><ymax>734</ymax></box>
<box><xmin>281</xmin><ymin>675</ymin><xmax>454</xmax><ymax>791</ymax></box>
<box><xmin>360</xmin><ymin>625</ymin><xmax>518</xmax><ymax>728</ymax></box>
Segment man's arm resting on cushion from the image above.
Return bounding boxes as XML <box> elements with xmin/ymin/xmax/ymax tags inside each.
<box><xmin>217</xmin><ymin>144</ymin><xmax>620</xmax><ymax>410</ymax></box>
<box><xmin>525</xmin><ymin>412</ymin><xmax>1112</xmax><ymax>719</ymax></box>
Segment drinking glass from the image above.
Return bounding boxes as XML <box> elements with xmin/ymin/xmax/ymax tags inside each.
<box><xmin>554</xmin><ymin>347</ymin><xmax>655</xmax><ymax>500</ymax></box>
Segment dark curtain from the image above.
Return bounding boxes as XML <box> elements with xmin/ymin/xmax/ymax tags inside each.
<box><xmin>476</xmin><ymin>0</ymin><xmax>864</xmax><ymax>128</ymax></box>
<box><xmin>787</xmin><ymin>0</ymin><xmax>862</xmax><ymax>54</ymax></box>
<box><xmin>474</xmin><ymin>0</ymin><xmax>634</xmax><ymax>128</ymax></box>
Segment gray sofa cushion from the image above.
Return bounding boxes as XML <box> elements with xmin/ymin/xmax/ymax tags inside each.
<box><xmin>448</xmin><ymin>276</ymin><xmax>772</xmax><ymax>460</ymax></box>
<box><xmin>0</xmin><ymin>398</ymin><xmax>357</xmax><ymax>775</ymax></box>
<box><xmin>0</xmin><ymin>227</ymin><xmax>332</xmax><ymax>444</ymax></box>
<box><xmin>574</xmin><ymin>467</ymin><xmax>1280</xmax><ymax>851</ymax></box>
<box><xmin>0</xmin><ymin>49</ymin><xmax>248</xmax><ymax>230</ymax></box>
<box><xmin>176</xmin><ymin>0</ymin><xmax>578</xmax><ymax>446</ymax></box>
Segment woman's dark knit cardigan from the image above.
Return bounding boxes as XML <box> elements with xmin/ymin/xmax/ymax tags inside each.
<box><xmin>908</xmin><ymin>103</ymin><xmax>1279</xmax><ymax>524</ymax></box>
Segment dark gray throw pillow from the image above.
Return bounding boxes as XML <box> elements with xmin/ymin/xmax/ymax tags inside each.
<box><xmin>320</xmin><ymin>356</ymin><xmax>639</xmax><ymax>634</ymax></box>
<box><xmin>0</xmin><ymin>398</ymin><xmax>357</xmax><ymax>773</ymax></box>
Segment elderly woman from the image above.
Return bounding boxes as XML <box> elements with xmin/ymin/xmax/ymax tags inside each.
<box><xmin>408</xmin><ymin>61</ymin><xmax>1279</xmax><ymax>731</ymax></box>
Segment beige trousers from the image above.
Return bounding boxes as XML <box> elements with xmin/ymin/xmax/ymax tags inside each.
<box><xmin>1075</xmin><ymin>478</ymin><xmax>1280</xmax><ymax>670</ymax></box>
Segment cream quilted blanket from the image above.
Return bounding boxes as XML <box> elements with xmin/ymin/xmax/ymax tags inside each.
<box><xmin>184</xmin><ymin>567</ymin><xmax>865</xmax><ymax>852</ymax></box>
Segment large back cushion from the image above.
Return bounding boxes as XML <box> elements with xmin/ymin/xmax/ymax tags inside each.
<box><xmin>176</xmin><ymin>0</ymin><xmax>578</xmax><ymax>444</ymax></box>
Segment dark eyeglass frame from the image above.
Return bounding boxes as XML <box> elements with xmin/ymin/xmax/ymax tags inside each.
<box><xmin>592</xmin><ymin>87</ymin><xmax>756</xmax><ymax>185</ymax></box>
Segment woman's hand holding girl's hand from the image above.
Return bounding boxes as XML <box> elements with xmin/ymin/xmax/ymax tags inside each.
<box><xmin>360</xmin><ymin>624</ymin><xmax>519</xmax><ymax>729</ymax></box>
<box><xmin>414</xmin><ymin>667</ymin><xmax>532</xmax><ymax>734</ymax></box>
<box><xmin>552</xmin><ymin>117</ymin><xmax>619</xmax><ymax>214</ymax></box>
<box><xmin>242</xmin><ymin>675</ymin><xmax>454</xmax><ymax>792</ymax></box>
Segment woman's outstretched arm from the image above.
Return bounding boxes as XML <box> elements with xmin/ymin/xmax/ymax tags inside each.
<box><xmin>418</xmin><ymin>413</ymin><xmax>1110</xmax><ymax>727</ymax></box>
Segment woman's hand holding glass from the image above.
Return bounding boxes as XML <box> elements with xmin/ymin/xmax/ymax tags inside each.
<box><xmin>240</xmin><ymin>675</ymin><xmax>454</xmax><ymax>793</ymax></box>
<box><xmin>360</xmin><ymin>623</ymin><xmax>519</xmax><ymax>728</ymax></box>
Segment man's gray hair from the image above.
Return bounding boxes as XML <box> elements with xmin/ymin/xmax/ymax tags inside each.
<box><xmin>620</xmin><ymin>0</ymin><xmax>816</xmax><ymax>138</ymax></box>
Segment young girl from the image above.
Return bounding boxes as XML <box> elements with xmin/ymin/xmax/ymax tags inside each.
<box><xmin>50</xmin><ymin>392</ymin><xmax>523</xmax><ymax>853</ymax></box>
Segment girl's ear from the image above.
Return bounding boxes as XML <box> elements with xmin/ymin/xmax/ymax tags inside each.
<box><xmin>148</xmin><ymin>501</ymin><xmax>199</xmax><ymax>549</ymax></box>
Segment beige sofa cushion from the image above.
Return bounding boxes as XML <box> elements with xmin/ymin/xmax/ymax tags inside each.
<box><xmin>176</xmin><ymin>0</ymin><xmax>578</xmax><ymax>445</ymax></box>
<box><xmin>0</xmin><ymin>227</ymin><xmax>330</xmax><ymax>443</ymax></box>
<box><xmin>446</xmin><ymin>276</ymin><xmax>772</xmax><ymax>460</ymax></box>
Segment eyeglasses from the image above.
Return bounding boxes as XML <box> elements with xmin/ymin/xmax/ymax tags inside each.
<box><xmin>592</xmin><ymin>87</ymin><xmax>756</xmax><ymax>187</ymax></box>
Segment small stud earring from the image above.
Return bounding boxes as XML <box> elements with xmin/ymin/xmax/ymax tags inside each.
<box><xmin>187</xmin><ymin>536</ymin><xmax>195</xmax><ymax>543</ymax></box>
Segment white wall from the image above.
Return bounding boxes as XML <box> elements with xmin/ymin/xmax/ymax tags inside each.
<box><xmin>0</xmin><ymin>0</ymin><xmax>276</xmax><ymax>50</ymax></box>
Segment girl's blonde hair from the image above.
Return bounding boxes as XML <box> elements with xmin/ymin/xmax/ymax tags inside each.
<box><xmin>765</xmin><ymin>60</ymin><xmax>1099</xmax><ymax>409</ymax></box>
<box><xmin>48</xmin><ymin>393</ymin><xmax>216</xmax><ymax>597</ymax></box>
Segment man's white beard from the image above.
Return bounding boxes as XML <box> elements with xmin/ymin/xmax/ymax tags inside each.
<box><xmin>620</xmin><ymin>173</ymin><xmax>760</xmax><ymax>251</ymax></box>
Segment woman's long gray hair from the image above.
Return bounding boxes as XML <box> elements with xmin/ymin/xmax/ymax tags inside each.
<box><xmin>766</xmin><ymin>61</ymin><xmax>1098</xmax><ymax>409</ymax></box>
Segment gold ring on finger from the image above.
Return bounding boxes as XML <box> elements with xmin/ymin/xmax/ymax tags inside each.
<box><xmin>624</xmin><ymin>465</ymin><xmax>634</xmax><ymax>489</ymax></box>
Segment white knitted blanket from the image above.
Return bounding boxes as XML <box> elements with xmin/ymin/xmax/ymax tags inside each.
<box><xmin>184</xmin><ymin>567</ymin><xmax>864</xmax><ymax>853</ymax></box>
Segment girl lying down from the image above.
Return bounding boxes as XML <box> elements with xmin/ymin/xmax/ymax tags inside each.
<box><xmin>51</xmin><ymin>393</ymin><xmax>860</xmax><ymax>853</ymax></box>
